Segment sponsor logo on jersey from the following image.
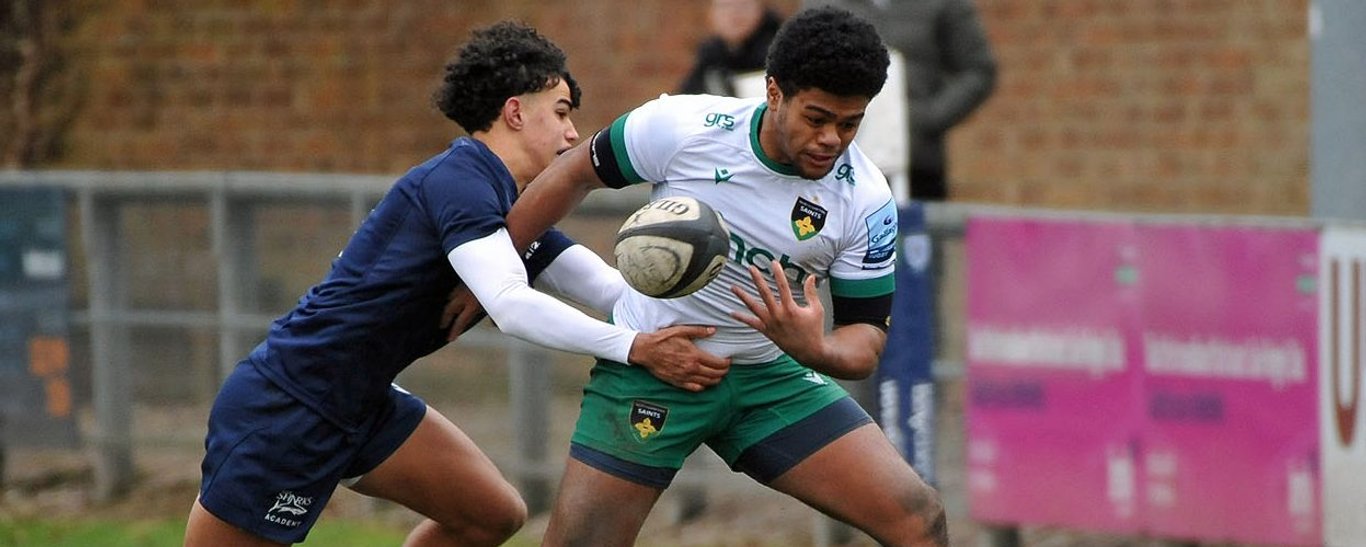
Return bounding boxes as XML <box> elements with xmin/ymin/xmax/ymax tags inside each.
<box><xmin>704</xmin><ymin>112</ymin><xmax>736</xmax><ymax>131</ymax></box>
<box><xmin>862</xmin><ymin>200</ymin><xmax>897</xmax><ymax>268</ymax></box>
<box><xmin>790</xmin><ymin>197</ymin><xmax>827</xmax><ymax>241</ymax></box>
<box><xmin>802</xmin><ymin>370</ymin><xmax>828</xmax><ymax>385</ymax></box>
<box><xmin>835</xmin><ymin>163</ymin><xmax>856</xmax><ymax>184</ymax></box>
<box><xmin>714</xmin><ymin>167</ymin><xmax>734</xmax><ymax>184</ymax></box>
<box><xmin>630</xmin><ymin>400</ymin><xmax>669</xmax><ymax>442</ymax></box>
<box><xmin>728</xmin><ymin>232</ymin><xmax>813</xmax><ymax>284</ymax></box>
<box><xmin>264</xmin><ymin>490</ymin><xmax>313</xmax><ymax>528</ymax></box>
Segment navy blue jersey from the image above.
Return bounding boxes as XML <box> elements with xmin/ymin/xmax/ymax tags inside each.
<box><xmin>250</xmin><ymin>137</ymin><xmax>572</xmax><ymax>431</ymax></box>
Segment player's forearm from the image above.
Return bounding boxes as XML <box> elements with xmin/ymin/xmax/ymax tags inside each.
<box><xmin>534</xmin><ymin>244</ymin><xmax>626</xmax><ymax>315</ymax></box>
<box><xmin>449</xmin><ymin>229</ymin><xmax>637</xmax><ymax>363</ymax></box>
<box><xmin>798</xmin><ymin>324</ymin><xmax>887</xmax><ymax>380</ymax></box>
<box><xmin>506</xmin><ymin>143</ymin><xmax>603</xmax><ymax>252</ymax></box>
<box><xmin>489</xmin><ymin>287</ymin><xmax>637</xmax><ymax>363</ymax></box>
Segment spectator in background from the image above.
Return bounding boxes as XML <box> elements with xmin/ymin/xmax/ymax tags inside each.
<box><xmin>807</xmin><ymin>0</ymin><xmax>997</xmax><ymax>201</ymax></box>
<box><xmin>677</xmin><ymin>0</ymin><xmax>784</xmax><ymax>96</ymax></box>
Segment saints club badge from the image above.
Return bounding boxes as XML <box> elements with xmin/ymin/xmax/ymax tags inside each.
<box><xmin>791</xmin><ymin>196</ymin><xmax>827</xmax><ymax>241</ymax></box>
<box><xmin>630</xmin><ymin>400</ymin><xmax>668</xmax><ymax>442</ymax></box>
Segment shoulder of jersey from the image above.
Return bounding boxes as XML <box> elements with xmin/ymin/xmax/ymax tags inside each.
<box><xmin>837</xmin><ymin>144</ymin><xmax>893</xmax><ymax>196</ymax></box>
<box><xmin>651</xmin><ymin>94</ymin><xmax>760</xmax><ymax>127</ymax></box>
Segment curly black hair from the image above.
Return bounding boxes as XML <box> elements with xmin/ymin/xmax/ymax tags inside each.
<box><xmin>765</xmin><ymin>7</ymin><xmax>889</xmax><ymax>100</ymax></box>
<box><xmin>433</xmin><ymin>21</ymin><xmax>582</xmax><ymax>134</ymax></box>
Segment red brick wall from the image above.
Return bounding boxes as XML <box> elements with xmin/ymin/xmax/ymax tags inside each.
<box><xmin>58</xmin><ymin>1</ymin><xmax>792</xmax><ymax>173</ymax></box>
<box><xmin>53</xmin><ymin>0</ymin><xmax>1306</xmax><ymax>214</ymax></box>
<box><xmin>956</xmin><ymin>0</ymin><xmax>1309</xmax><ymax>214</ymax></box>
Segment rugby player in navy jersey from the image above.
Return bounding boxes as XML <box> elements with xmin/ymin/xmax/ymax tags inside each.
<box><xmin>182</xmin><ymin>22</ymin><xmax>729</xmax><ymax>547</ymax></box>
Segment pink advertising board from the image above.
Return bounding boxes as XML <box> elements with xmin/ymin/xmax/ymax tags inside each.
<box><xmin>965</xmin><ymin>217</ymin><xmax>1144</xmax><ymax>532</ymax></box>
<box><xmin>966</xmin><ymin>216</ymin><xmax>1321</xmax><ymax>545</ymax></box>
<box><xmin>1138</xmin><ymin>225</ymin><xmax>1319</xmax><ymax>544</ymax></box>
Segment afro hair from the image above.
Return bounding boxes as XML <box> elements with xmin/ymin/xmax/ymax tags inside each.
<box><xmin>433</xmin><ymin>22</ymin><xmax>581</xmax><ymax>134</ymax></box>
<box><xmin>765</xmin><ymin>7</ymin><xmax>889</xmax><ymax>100</ymax></box>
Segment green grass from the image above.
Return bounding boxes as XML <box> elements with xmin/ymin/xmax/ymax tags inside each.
<box><xmin>0</xmin><ymin>517</ymin><xmax>407</xmax><ymax>546</ymax></box>
<box><xmin>0</xmin><ymin>517</ymin><xmax>544</xmax><ymax>546</ymax></box>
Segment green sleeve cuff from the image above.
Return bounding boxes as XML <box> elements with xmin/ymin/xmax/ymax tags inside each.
<box><xmin>828</xmin><ymin>273</ymin><xmax>895</xmax><ymax>298</ymax></box>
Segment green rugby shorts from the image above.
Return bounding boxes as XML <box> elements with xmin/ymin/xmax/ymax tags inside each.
<box><xmin>569</xmin><ymin>355</ymin><xmax>872</xmax><ymax>487</ymax></box>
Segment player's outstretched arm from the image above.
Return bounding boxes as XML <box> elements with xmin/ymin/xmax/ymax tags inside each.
<box><xmin>442</xmin><ymin>243</ymin><xmax>625</xmax><ymax>341</ymax></box>
<box><xmin>449</xmin><ymin>228</ymin><xmax>729</xmax><ymax>391</ymax></box>
<box><xmin>540</xmin><ymin>245</ymin><xmax>731</xmax><ymax>391</ymax></box>
<box><xmin>730</xmin><ymin>260</ymin><xmax>886</xmax><ymax>380</ymax></box>
<box><xmin>532</xmin><ymin>244</ymin><xmax>626</xmax><ymax>315</ymax></box>
<box><xmin>506</xmin><ymin>143</ymin><xmax>603</xmax><ymax>253</ymax></box>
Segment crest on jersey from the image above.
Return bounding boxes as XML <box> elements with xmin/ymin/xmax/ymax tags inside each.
<box><xmin>630</xmin><ymin>400</ymin><xmax>669</xmax><ymax>442</ymax></box>
<box><xmin>791</xmin><ymin>197</ymin><xmax>827</xmax><ymax>241</ymax></box>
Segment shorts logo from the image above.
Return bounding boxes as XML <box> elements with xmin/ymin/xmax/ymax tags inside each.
<box><xmin>791</xmin><ymin>197</ymin><xmax>827</xmax><ymax>241</ymax></box>
<box><xmin>630</xmin><ymin>400</ymin><xmax>669</xmax><ymax>442</ymax></box>
<box><xmin>802</xmin><ymin>370</ymin><xmax>828</xmax><ymax>385</ymax></box>
<box><xmin>264</xmin><ymin>490</ymin><xmax>313</xmax><ymax>528</ymax></box>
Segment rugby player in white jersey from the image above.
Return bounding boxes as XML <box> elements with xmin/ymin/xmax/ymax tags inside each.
<box><xmin>500</xmin><ymin>7</ymin><xmax>947</xmax><ymax>546</ymax></box>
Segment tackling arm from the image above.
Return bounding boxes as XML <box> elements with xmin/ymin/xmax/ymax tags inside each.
<box><xmin>449</xmin><ymin>228</ymin><xmax>638</xmax><ymax>363</ymax></box>
<box><xmin>506</xmin><ymin>143</ymin><xmax>606</xmax><ymax>253</ymax></box>
<box><xmin>502</xmin><ymin>136</ymin><xmax>732</xmax><ymax>391</ymax></box>
<box><xmin>534</xmin><ymin>244</ymin><xmax>626</xmax><ymax>315</ymax></box>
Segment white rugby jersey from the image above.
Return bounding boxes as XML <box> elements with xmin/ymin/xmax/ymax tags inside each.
<box><xmin>594</xmin><ymin>94</ymin><xmax>898</xmax><ymax>364</ymax></box>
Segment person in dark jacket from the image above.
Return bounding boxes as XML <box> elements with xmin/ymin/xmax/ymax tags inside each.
<box><xmin>807</xmin><ymin>0</ymin><xmax>997</xmax><ymax>200</ymax></box>
<box><xmin>677</xmin><ymin>0</ymin><xmax>784</xmax><ymax>96</ymax></box>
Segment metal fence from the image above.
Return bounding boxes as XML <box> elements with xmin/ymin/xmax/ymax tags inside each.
<box><xmin>0</xmin><ymin>170</ymin><xmax>977</xmax><ymax>545</ymax></box>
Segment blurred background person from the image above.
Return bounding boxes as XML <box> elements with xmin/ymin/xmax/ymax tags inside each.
<box><xmin>677</xmin><ymin>0</ymin><xmax>784</xmax><ymax>96</ymax></box>
<box><xmin>806</xmin><ymin>0</ymin><xmax>997</xmax><ymax>201</ymax></box>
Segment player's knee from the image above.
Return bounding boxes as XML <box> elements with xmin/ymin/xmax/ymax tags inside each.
<box><xmin>919</xmin><ymin>495</ymin><xmax>948</xmax><ymax>546</ymax></box>
<box><xmin>492</xmin><ymin>492</ymin><xmax>530</xmax><ymax>538</ymax></box>
<box><xmin>470</xmin><ymin>487</ymin><xmax>528</xmax><ymax>542</ymax></box>
<box><xmin>427</xmin><ymin>484</ymin><xmax>527</xmax><ymax>544</ymax></box>
<box><xmin>897</xmin><ymin>485</ymin><xmax>947</xmax><ymax>547</ymax></box>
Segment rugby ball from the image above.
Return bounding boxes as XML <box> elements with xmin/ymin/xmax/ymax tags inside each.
<box><xmin>614</xmin><ymin>197</ymin><xmax>731</xmax><ymax>298</ymax></box>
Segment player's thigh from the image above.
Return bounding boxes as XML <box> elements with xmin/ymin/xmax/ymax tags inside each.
<box><xmin>349</xmin><ymin>407</ymin><xmax>524</xmax><ymax>525</ymax></box>
<box><xmin>543</xmin><ymin>458</ymin><xmax>663</xmax><ymax>547</ymax></box>
<box><xmin>185</xmin><ymin>498</ymin><xmax>285</xmax><ymax>547</ymax></box>
<box><xmin>767</xmin><ymin>423</ymin><xmax>937</xmax><ymax>527</ymax></box>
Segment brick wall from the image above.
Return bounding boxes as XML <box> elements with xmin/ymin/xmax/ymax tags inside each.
<box><xmin>956</xmin><ymin>0</ymin><xmax>1309</xmax><ymax>214</ymax></box>
<box><xmin>56</xmin><ymin>1</ymin><xmax>794</xmax><ymax>173</ymax></box>
<box><xmin>50</xmin><ymin>0</ymin><xmax>1306</xmax><ymax>214</ymax></box>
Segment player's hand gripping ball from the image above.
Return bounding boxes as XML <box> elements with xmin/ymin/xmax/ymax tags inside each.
<box><xmin>614</xmin><ymin>196</ymin><xmax>731</xmax><ymax>298</ymax></box>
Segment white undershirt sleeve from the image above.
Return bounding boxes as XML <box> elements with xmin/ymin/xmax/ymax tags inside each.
<box><xmin>533</xmin><ymin>244</ymin><xmax>627</xmax><ymax>316</ymax></box>
<box><xmin>447</xmin><ymin>228</ymin><xmax>636</xmax><ymax>364</ymax></box>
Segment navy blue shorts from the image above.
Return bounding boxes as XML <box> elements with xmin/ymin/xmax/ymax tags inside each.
<box><xmin>197</xmin><ymin>361</ymin><xmax>426</xmax><ymax>543</ymax></box>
